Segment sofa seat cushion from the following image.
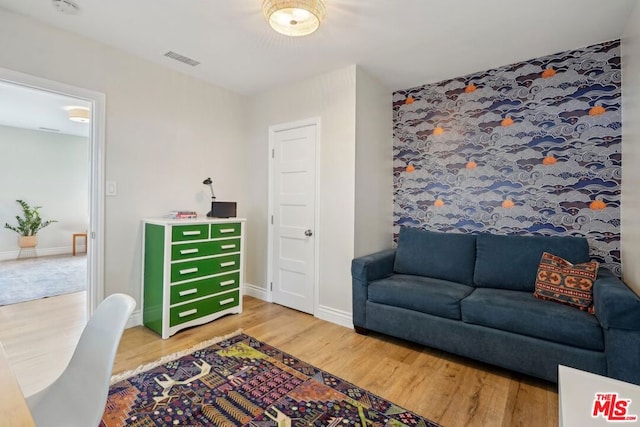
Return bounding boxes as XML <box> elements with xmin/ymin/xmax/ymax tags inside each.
<box><xmin>461</xmin><ymin>288</ymin><xmax>604</xmax><ymax>351</ymax></box>
<box><xmin>394</xmin><ymin>227</ymin><xmax>476</xmax><ymax>286</ymax></box>
<box><xmin>369</xmin><ymin>274</ymin><xmax>474</xmax><ymax>320</ymax></box>
<box><xmin>474</xmin><ymin>233</ymin><xmax>590</xmax><ymax>292</ymax></box>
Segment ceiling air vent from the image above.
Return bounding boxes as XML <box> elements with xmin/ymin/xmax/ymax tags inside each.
<box><xmin>39</xmin><ymin>127</ymin><xmax>61</xmax><ymax>132</ymax></box>
<box><xmin>52</xmin><ymin>0</ymin><xmax>80</xmax><ymax>15</ymax></box>
<box><xmin>164</xmin><ymin>51</ymin><xmax>200</xmax><ymax>67</ymax></box>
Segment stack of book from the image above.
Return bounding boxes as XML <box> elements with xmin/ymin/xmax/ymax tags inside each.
<box><xmin>169</xmin><ymin>210</ymin><xmax>197</xmax><ymax>219</ymax></box>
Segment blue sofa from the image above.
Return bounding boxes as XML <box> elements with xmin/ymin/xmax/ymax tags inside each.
<box><xmin>352</xmin><ymin>227</ymin><xmax>640</xmax><ymax>384</ymax></box>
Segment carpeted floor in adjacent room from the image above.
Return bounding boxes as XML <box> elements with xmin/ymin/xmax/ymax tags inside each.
<box><xmin>0</xmin><ymin>254</ymin><xmax>87</xmax><ymax>306</ymax></box>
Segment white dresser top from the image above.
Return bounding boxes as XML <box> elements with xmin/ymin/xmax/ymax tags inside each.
<box><xmin>144</xmin><ymin>217</ymin><xmax>246</xmax><ymax>226</ymax></box>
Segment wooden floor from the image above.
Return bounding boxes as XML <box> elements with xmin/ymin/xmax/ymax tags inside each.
<box><xmin>0</xmin><ymin>293</ymin><xmax>559</xmax><ymax>426</ymax></box>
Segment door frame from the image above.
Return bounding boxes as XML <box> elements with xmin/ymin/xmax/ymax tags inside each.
<box><xmin>0</xmin><ymin>66</ymin><xmax>106</xmax><ymax>318</ymax></box>
<box><xmin>267</xmin><ymin>117</ymin><xmax>321</xmax><ymax>313</ymax></box>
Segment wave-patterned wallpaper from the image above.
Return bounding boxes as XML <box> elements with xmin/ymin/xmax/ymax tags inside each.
<box><xmin>392</xmin><ymin>40</ymin><xmax>621</xmax><ymax>275</ymax></box>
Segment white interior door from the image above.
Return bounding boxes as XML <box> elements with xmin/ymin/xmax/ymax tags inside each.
<box><xmin>270</xmin><ymin>120</ymin><xmax>317</xmax><ymax>314</ymax></box>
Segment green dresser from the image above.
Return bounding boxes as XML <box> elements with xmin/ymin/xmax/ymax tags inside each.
<box><xmin>142</xmin><ymin>218</ymin><xmax>245</xmax><ymax>339</ymax></box>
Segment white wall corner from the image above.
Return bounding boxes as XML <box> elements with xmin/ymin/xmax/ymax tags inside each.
<box><xmin>315</xmin><ymin>304</ymin><xmax>353</xmax><ymax>329</ymax></box>
<box><xmin>244</xmin><ymin>282</ymin><xmax>270</xmax><ymax>301</ymax></box>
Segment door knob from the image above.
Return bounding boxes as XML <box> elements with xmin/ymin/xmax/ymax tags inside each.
<box><xmin>305</xmin><ymin>229</ymin><xmax>313</xmax><ymax>237</ymax></box>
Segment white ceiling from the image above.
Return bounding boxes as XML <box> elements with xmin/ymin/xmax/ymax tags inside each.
<box><xmin>0</xmin><ymin>0</ymin><xmax>636</xmax><ymax>134</ymax></box>
<box><xmin>0</xmin><ymin>81</ymin><xmax>90</xmax><ymax>137</ymax></box>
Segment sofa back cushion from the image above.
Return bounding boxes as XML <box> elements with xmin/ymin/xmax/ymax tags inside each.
<box><xmin>474</xmin><ymin>233</ymin><xmax>590</xmax><ymax>291</ymax></box>
<box><xmin>394</xmin><ymin>227</ymin><xmax>476</xmax><ymax>286</ymax></box>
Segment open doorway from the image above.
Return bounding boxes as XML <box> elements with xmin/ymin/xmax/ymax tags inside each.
<box><xmin>0</xmin><ymin>82</ymin><xmax>90</xmax><ymax>307</ymax></box>
<box><xmin>0</xmin><ymin>67</ymin><xmax>105</xmax><ymax>318</ymax></box>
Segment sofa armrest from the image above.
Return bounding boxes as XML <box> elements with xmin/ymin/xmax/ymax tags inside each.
<box><xmin>594</xmin><ymin>268</ymin><xmax>640</xmax><ymax>331</ymax></box>
<box><xmin>593</xmin><ymin>268</ymin><xmax>640</xmax><ymax>384</ymax></box>
<box><xmin>351</xmin><ymin>249</ymin><xmax>396</xmax><ymax>283</ymax></box>
<box><xmin>351</xmin><ymin>249</ymin><xmax>396</xmax><ymax>329</ymax></box>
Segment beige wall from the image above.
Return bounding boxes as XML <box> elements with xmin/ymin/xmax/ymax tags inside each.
<box><xmin>246</xmin><ymin>65</ymin><xmax>358</xmax><ymax>317</ymax></box>
<box><xmin>0</xmin><ymin>9</ymin><xmax>247</xmax><ymax>302</ymax></box>
<box><xmin>245</xmin><ymin>65</ymin><xmax>393</xmax><ymax>322</ymax></box>
<box><xmin>622</xmin><ymin>4</ymin><xmax>640</xmax><ymax>295</ymax></box>
<box><xmin>355</xmin><ymin>67</ymin><xmax>393</xmax><ymax>257</ymax></box>
<box><xmin>0</xmin><ymin>8</ymin><xmax>393</xmax><ymax>324</ymax></box>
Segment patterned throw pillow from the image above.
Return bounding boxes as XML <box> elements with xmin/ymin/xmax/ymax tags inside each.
<box><xmin>533</xmin><ymin>252</ymin><xmax>599</xmax><ymax>313</ymax></box>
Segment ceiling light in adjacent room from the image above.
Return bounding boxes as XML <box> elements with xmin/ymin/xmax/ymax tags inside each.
<box><xmin>262</xmin><ymin>0</ymin><xmax>326</xmax><ymax>37</ymax></box>
<box><xmin>68</xmin><ymin>107</ymin><xmax>90</xmax><ymax>123</ymax></box>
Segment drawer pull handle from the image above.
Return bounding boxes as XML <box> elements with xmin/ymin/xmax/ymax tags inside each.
<box><xmin>219</xmin><ymin>228</ymin><xmax>235</xmax><ymax>234</ymax></box>
<box><xmin>220</xmin><ymin>280</ymin><xmax>235</xmax><ymax>287</ymax></box>
<box><xmin>220</xmin><ymin>261</ymin><xmax>235</xmax><ymax>268</ymax></box>
<box><xmin>179</xmin><ymin>289</ymin><xmax>198</xmax><ymax>297</ymax></box>
<box><xmin>178</xmin><ymin>308</ymin><xmax>197</xmax><ymax>317</ymax></box>
<box><xmin>182</xmin><ymin>230</ymin><xmax>202</xmax><ymax>236</ymax></box>
<box><xmin>219</xmin><ymin>298</ymin><xmax>235</xmax><ymax>306</ymax></box>
<box><xmin>180</xmin><ymin>248</ymin><xmax>199</xmax><ymax>255</ymax></box>
<box><xmin>220</xmin><ymin>244</ymin><xmax>236</xmax><ymax>250</ymax></box>
<box><xmin>179</xmin><ymin>267</ymin><xmax>198</xmax><ymax>275</ymax></box>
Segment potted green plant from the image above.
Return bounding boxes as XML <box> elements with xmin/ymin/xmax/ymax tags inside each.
<box><xmin>4</xmin><ymin>199</ymin><xmax>57</xmax><ymax>248</ymax></box>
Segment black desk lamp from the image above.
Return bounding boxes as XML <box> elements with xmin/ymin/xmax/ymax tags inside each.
<box><xmin>203</xmin><ymin>177</ymin><xmax>216</xmax><ymax>217</ymax></box>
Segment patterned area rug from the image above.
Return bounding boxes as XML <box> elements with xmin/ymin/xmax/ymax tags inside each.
<box><xmin>102</xmin><ymin>332</ymin><xmax>439</xmax><ymax>426</ymax></box>
<box><xmin>0</xmin><ymin>254</ymin><xmax>86</xmax><ymax>305</ymax></box>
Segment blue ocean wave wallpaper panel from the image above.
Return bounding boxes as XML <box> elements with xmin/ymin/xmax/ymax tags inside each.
<box><xmin>393</xmin><ymin>40</ymin><xmax>621</xmax><ymax>275</ymax></box>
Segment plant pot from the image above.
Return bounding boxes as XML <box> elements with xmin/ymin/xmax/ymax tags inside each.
<box><xmin>19</xmin><ymin>235</ymin><xmax>37</xmax><ymax>248</ymax></box>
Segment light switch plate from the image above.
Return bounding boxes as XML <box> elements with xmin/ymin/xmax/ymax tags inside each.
<box><xmin>106</xmin><ymin>181</ymin><xmax>117</xmax><ymax>196</ymax></box>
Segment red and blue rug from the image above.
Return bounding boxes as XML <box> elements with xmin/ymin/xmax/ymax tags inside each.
<box><xmin>101</xmin><ymin>332</ymin><xmax>439</xmax><ymax>426</ymax></box>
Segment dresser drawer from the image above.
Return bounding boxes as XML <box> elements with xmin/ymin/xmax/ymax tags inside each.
<box><xmin>172</xmin><ymin>224</ymin><xmax>209</xmax><ymax>242</ymax></box>
<box><xmin>169</xmin><ymin>290</ymin><xmax>240</xmax><ymax>326</ymax></box>
<box><xmin>170</xmin><ymin>272</ymin><xmax>240</xmax><ymax>304</ymax></box>
<box><xmin>211</xmin><ymin>223</ymin><xmax>241</xmax><ymax>238</ymax></box>
<box><xmin>171</xmin><ymin>238</ymin><xmax>241</xmax><ymax>261</ymax></box>
<box><xmin>171</xmin><ymin>254</ymin><xmax>240</xmax><ymax>282</ymax></box>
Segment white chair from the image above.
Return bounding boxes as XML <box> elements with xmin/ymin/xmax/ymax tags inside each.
<box><xmin>26</xmin><ymin>293</ymin><xmax>136</xmax><ymax>427</ymax></box>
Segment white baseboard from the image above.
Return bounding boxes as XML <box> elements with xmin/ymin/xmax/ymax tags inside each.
<box><xmin>0</xmin><ymin>246</ymin><xmax>82</xmax><ymax>261</ymax></box>
<box><xmin>315</xmin><ymin>304</ymin><xmax>353</xmax><ymax>329</ymax></box>
<box><xmin>126</xmin><ymin>309</ymin><xmax>142</xmax><ymax>328</ymax></box>
<box><xmin>243</xmin><ymin>283</ymin><xmax>352</xmax><ymax>329</ymax></box>
<box><xmin>243</xmin><ymin>282</ymin><xmax>270</xmax><ymax>301</ymax></box>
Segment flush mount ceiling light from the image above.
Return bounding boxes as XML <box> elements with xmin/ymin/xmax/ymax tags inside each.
<box><xmin>262</xmin><ymin>0</ymin><xmax>326</xmax><ymax>37</ymax></box>
<box><xmin>68</xmin><ymin>107</ymin><xmax>90</xmax><ymax>123</ymax></box>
